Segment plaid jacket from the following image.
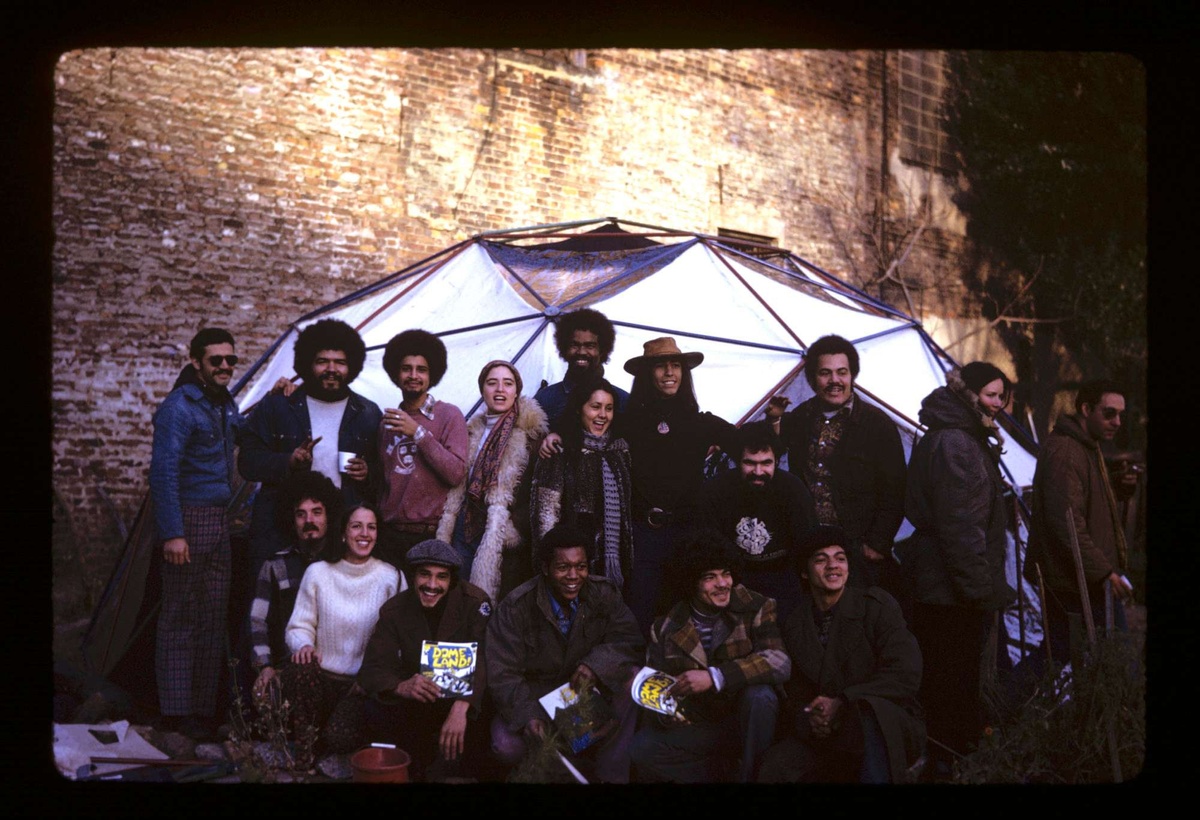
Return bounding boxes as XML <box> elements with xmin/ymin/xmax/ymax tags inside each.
<box><xmin>248</xmin><ymin>544</ymin><xmax>315</xmax><ymax>670</ymax></box>
<box><xmin>648</xmin><ymin>584</ymin><xmax>790</xmax><ymax>722</ymax></box>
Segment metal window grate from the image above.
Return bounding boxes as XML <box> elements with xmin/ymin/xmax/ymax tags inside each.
<box><xmin>898</xmin><ymin>51</ymin><xmax>958</xmax><ymax>174</ymax></box>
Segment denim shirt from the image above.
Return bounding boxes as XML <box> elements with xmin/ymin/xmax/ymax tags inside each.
<box><xmin>149</xmin><ymin>382</ymin><xmax>243</xmax><ymax>540</ymax></box>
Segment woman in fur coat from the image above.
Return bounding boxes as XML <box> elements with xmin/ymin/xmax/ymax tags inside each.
<box><xmin>901</xmin><ymin>361</ymin><xmax>1017</xmax><ymax>777</ymax></box>
<box><xmin>530</xmin><ymin>375</ymin><xmax>634</xmax><ymax>594</ymax></box>
<box><xmin>437</xmin><ymin>361</ymin><xmax>548</xmax><ymax>603</ymax></box>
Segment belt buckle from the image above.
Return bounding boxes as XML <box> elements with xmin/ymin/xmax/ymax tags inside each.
<box><xmin>647</xmin><ymin>507</ymin><xmax>667</xmax><ymax>530</ymax></box>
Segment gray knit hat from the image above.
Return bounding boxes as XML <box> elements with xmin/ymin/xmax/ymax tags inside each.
<box><xmin>405</xmin><ymin>538</ymin><xmax>462</xmax><ymax>570</ymax></box>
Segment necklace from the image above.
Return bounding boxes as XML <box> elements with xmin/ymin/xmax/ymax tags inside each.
<box><xmin>657</xmin><ymin>420</ymin><xmax>670</xmax><ymax>434</ymax></box>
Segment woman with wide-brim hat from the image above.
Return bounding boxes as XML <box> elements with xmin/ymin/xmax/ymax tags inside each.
<box><xmin>621</xmin><ymin>336</ymin><xmax>739</xmax><ymax>636</ymax></box>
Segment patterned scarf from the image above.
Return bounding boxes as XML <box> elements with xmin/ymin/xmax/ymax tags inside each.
<box><xmin>463</xmin><ymin>405</ymin><xmax>519</xmax><ymax>544</ymax></box>
<box><xmin>581</xmin><ymin>431</ymin><xmax>627</xmax><ymax>589</ymax></box>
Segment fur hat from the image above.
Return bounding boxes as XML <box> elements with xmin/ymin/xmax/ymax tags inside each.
<box><xmin>623</xmin><ymin>336</ymin><xmax>705</xmax><ymax>375</ymax></box>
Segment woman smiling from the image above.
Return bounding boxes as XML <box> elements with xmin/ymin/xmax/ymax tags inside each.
<box><xmin>531</xmin><ymin>375</ymin><xmax>634</xmax><ymax>592</ymax></box>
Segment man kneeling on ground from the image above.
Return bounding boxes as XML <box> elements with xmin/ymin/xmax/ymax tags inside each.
<box><xmin>358</xmin><ymin>539</ymin><xmax>492</xmax><ymax>781</ymax></box>
<box><xmin>629</xmin><ymin>529</ymin><xmax>791</xmax><ymax>783</ymax></box>
<box><xmin>759</xmin><ymin>525</ymin><xmax>925</xmax><ymax>783</ymax></box>
<box><xmin>485</xmin><ymin>524</ymin><xmax>643</xmax><ymax>783</ymax></box>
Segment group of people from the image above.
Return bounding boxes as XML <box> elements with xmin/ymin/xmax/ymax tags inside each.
<box><xmin>146</xmin><ymin>307</ymin><xmax>1136</xmax><ymax>782</ymax></box>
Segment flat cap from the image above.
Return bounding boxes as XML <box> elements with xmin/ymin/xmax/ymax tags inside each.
<box><xmin>405</xmin><ymin>538</ymin><xmax>462</xmax><ymax>570</ymax></box>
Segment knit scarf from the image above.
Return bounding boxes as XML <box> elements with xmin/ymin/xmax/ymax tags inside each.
<box><xmin>464</xmin><ymin>406</ymin><xmax>518</xmax><ymax>544</ymax></box>
<box><xmin>582</xmin><ymin>431</ymin><xmax>626</xmax><ymax>589</ymax></box>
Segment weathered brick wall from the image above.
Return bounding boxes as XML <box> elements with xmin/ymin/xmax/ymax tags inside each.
<box><xmin>52</xmin><ymin>47</ymin><xmax>968</xmax><ymax>619</ymax></box>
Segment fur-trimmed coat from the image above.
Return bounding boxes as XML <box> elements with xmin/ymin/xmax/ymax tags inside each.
<box><xmin>901</xmin><ymin>368</ymin><xmax>1014</xmax><ymax>610</ymax></box>
<box><xmin>436</xmin><ymin>397</ymin><xmax>548</xmax><ymax>602</ymax></box>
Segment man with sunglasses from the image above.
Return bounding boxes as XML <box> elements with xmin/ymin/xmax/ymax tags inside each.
<box><xmin>149</xmin><ymin>327</ymin><xmax>245</xmax><ymax>739</ymax></box>
<box><xmin>1026</xmin><ymin>379</ymin><xmax>1134</xmax><ymax>669</ymax></box>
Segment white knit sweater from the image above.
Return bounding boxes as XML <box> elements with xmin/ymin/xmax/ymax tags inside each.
<box><xmin>284</xmin><ymin>557</ymin><xmax>403</xmax><ymax>676</ymax></box>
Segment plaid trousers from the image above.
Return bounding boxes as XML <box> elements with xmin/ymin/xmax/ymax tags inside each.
<box><xmin>156</xmin><ymin>506</ymin><xmax>231</xmax><ymax>717</ymax></box>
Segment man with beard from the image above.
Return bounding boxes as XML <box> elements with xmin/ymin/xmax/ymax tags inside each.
<box><xmin>358</xmin><ymin>539</ymin><xmax>492</xmax><ymax>781</ymax></box>
<box><xmin>377</xmin><ymin>329</ymin><xmax>469</xmax><ymax>575</ymax></box>
<box><xmin>150</xmin><ymin>327</ymin><xmax>244</xmax><ymax>739</ymax></box>
<box><xmin>697</xmin><ymin>422</ymin><xmax>817</xmax><ymax>624</ymax></box>
<box><xmin>765</xmin><ymin>334</ymin><xmax>906</xmax><ymax>590</ymax></box>
<box><xmin>535</xmin><ymin>308</ymin><xmax>630</xmax><ymax>432</ymax></box>
<box><xmin>238</xmin><ymin>319</ymin><xmax>382</xmax><ymax>580</ymax></box>
<box><xmin>246</xmin><ymin>471</ymin><xmax>343</xmax><ymax>701</ymax></box>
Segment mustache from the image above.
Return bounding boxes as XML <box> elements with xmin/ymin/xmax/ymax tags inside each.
<box><xmin>302</xmin><ymin>523</ymin><xmax>320</xmax><ymax>532</ymax></box>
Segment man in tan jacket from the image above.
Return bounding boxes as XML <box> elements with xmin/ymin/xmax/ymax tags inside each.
<box><xmin>1027</xmin><ymin>379</ymin><xmax>1135</xmax><ymax>667</ymax></box>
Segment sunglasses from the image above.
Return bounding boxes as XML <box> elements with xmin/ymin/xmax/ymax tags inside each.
<box><xmin>206</xmin><ymin>355</ymin><xmax>239</xmax><ymax>367</ymax></box>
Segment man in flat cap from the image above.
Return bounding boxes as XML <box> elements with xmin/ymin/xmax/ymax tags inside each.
<box><xmin>759</xmin><ymin>525</ymin><xmax>925</xmax><ymax>783</ymax></box>
<box><xmin>358</xmin><ymin>539</ymin><xmax>492</xmax><ymax>781</ymax></box>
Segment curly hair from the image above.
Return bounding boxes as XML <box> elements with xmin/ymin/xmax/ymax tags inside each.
<box><xmin>660</xmin><ymin>528</ymin><xmax>743</xmax><ymax>610</ymax></box>
<box><xmin>803</xmin><ymin>335</ymin><xmax>860</xmax><ymax>390</ymax></box>
<box><xmin>382</xmin><ymin>329</ymin><xmax>448</xmax><ymax>388</ymax></box>
<box><xmin>274</xmin><ymin>470</ymin><xmax>344</xmax><ymax>539</ymax></box>
<box><xmin>737</xmin><ymin>420</ymin><xmax>781</xmax><ymax>459</ymax></box>
<box><xmin>554</xmin><ymin>308</ymin><xmax>617</xmax><ymax>364</ymax></box>
<box><xmin>536</xmin><ymin>523</ymin><xmax>593</xmax><ymax>571</ymax></box>
<box><xmin>293</xmin><ymin>319</ymin><xmax>367</xmax><ymax>382</ymax></box>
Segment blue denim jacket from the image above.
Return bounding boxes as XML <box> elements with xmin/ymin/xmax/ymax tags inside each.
<box><xmin>237</xmin><ymin>386</ymin><xmax>382</xmax><ymax>563</ymax></box>
<box><xmin>149</xmin><ymin>381</ymin><xmax>243</xmax><ymax>540</ymax></box>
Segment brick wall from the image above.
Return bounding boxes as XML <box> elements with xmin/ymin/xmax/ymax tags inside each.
<box><xmin>52</xmin><ymin>47</ymin><xmax>970</xmax><ymax>618</ymax></box>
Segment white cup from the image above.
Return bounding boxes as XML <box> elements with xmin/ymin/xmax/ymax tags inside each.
<box><xmin>338</xmin><ymin>451</ymin><xmax>357</xmax><ymax>473</ymax></box>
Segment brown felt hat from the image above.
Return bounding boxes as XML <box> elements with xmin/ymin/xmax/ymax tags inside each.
<box><xmin>622</xmin><ymin>336</ymin><xmax>705</xmax><ymax>375</ymax></box>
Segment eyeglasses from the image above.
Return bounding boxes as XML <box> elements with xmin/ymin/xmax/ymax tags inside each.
<box><xmin>1101</xmin><ymin>407</ymin><xmax>1123</xmax><ymax>420</ymax></box>
<box><xmin>206</xmin><ymin>355</ymin><xmax>239</xmax><ymax>367</ymax></box>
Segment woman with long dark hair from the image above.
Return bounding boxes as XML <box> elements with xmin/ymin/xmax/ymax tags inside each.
<box><xmin>530</xmin><ymin>375</ymin><xmax>634</xmax><ymax>590</ymax></box>
<box><xmin>620</xmin><ymin>337</ymin><xmax>739</xmax><ymax>635</ymax></box>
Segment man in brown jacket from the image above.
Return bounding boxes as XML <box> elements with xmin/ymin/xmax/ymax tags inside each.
<box><xmin>1026</xmin><ymin>379</ymin><xmax>1134</xmax><ymax>667</ymax></box>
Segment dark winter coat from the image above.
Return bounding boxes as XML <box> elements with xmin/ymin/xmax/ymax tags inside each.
<box><xmin>485</xmin><ymin>575</ymin><xmax>643</xmax><ymax>731</ymax></box>
<box><xmin>358</xmin><ymin>580</ymin><xmax>492</xmax><ymax>715</ymax></box>
<box><xmin>779</xmin><ymin>395</ymin><xmax>907</xmax><ymax>557</ymax></box>
<box><xmin>780</xmin><ymin>586</ymin><xmax>925</xmax><ymax>783</ymax></box>
<box><xmin>238</xmin><ymin>386</ymin><xmax>382</xmax><ymax>560</ymax></box>
<box><xmin>901</xmin><ymin>372</ymin><xmax>1015</xmax><ymax>610</ymax></box>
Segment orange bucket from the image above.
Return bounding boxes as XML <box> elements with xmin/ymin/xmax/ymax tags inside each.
<box><xmin>350</xmin><ymin>746</ymin><xmax>412</xmax><ymax>783</ymax></box>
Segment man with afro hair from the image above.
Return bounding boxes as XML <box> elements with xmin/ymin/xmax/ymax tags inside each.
<box><xmin>534</xmin><ymin>308</ymin><xmax>630</xmax><ymax>433</ymax></box>
<box><xmin>239</xmin><ymin>318</ymin><xmax>382</xmax><ymax>582</ymax></box>
<box><xmin>376</xmin><ymin>329</ymin><xmax>469</xmax><ymax>574</ymax></box>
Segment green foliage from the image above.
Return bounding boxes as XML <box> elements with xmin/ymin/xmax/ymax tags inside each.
<box><xmin>946</xmin><ymin>52</ymin><xmax>1146</xmax><ymax>410</ymax></box>
<box><xmin>507</xmin><ymin>686</ymin><xmax>611</xmax><ymax>784</ymax></box>
<box><xmin>957</xmin><ymin>633</ymin><xmax>1145</xmax><ymax>783</ymax></box>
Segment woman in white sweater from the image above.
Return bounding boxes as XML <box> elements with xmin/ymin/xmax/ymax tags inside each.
<box><xmin>279</xmin><ymin>503</ymin><xmax>404</xmax><ymax>752</ymax></box>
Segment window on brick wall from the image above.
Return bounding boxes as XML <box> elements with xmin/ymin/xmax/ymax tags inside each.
<box><xmin>898</xmin><ymin>51</ymin><xmax>958</xmax><ymax>174</ymax></box>
<box><xmin>516</xmin><ymin>50</ymin><xmax>589</xmax><ymax>70</ymax></box>
<box><xmin>718</xmin><ymin>228</ymin><xmax>785</xmax><ymax>260</ymax></box>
